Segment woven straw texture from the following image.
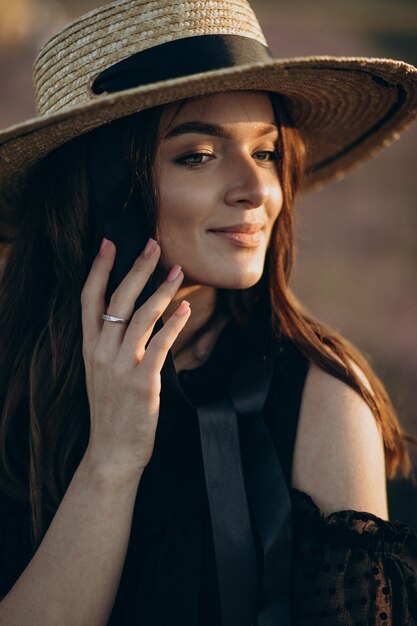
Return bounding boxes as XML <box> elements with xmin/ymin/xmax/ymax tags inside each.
<box><xmin>0</xmin><ymin>0</ymin><xmax>417</xmax><ymax>211</ymax></box>
<box><xmin>34</xmin><ymin>0</ymin><xmax>267</xmax><ymax>116</ymax></box>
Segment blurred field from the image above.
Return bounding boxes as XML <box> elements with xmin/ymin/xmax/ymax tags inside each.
<box><xmin>0</xmin><ymin>0</ymin><xmax>416</xmax><ymax>525</ymax></box>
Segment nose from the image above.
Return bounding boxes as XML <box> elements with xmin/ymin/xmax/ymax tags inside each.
<box><xmin>223</xmin><ymin>151</ymin><xmax>275</xmax><ymax>209</ymax></box>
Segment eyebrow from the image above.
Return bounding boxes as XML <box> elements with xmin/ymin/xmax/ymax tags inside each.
<box><xmin>164</xmin><ymin>121</ymin><xmax>279</xmax><ymax>140</ymax></box>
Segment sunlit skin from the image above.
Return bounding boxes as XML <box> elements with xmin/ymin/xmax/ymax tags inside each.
<box><xmin>155</xmin><ymin>91</ymin><xmax>283</xmax><ymax>366</ymax></box>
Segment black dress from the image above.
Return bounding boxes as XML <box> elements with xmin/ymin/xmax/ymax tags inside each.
<box><xmin>0</xmin><ymin>317</ymin><xmax>416</xmax><ymax>625</ymax></box>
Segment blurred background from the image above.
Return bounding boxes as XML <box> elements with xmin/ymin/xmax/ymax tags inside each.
<box><xmin>0</xmin><ymin>0</ymin><xmax>416</xmax><ymax>526</ymax></box>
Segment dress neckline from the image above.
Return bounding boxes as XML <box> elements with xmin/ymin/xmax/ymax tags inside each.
<box><xmin>176</xmin><ymin>317</ymin><xmax>237</xmax><ymax>379</ymax></box>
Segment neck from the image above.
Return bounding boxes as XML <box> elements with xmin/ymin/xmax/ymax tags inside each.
<box><xmin>162</xmin><ymin>283</ymin><xmax>228</xmax><ymax>368</ymax></box>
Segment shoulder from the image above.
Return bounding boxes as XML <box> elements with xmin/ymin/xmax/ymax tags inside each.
<box><xmin>291</xmin><ymin>358</ymin><xmax>388</xmax><ymax>519</ymax></box>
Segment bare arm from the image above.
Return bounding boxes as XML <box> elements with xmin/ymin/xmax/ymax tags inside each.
<box><xmin>0</xmin><ymin>457</ymin><xmax>142</xmax><ymax>626</ymax></box>
<box><xmin>0</xmin><ymin>237</ymin><xmax>191</xmax><ymax>626</ymax></box>
<box><xmin>292</xmin><ymin>361</ymin><xmax>388</xmax><ymax>518</ymax></box>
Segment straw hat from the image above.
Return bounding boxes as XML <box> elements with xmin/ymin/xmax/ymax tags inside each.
<box><xmin>1</xmin><ymin>0</ymin><xmax>417</xmax><ymax>211</ymax></box>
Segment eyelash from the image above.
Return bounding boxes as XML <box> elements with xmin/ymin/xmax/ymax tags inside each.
<box><xmin>175</xmin><ymin>150</ymin><xmax>282</xmax><ymax>167</ymax></box>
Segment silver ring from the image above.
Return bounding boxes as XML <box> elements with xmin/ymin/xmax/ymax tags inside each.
<box><xmin>102</xmin><ymin>313</ymin><xmax>129</xmax><ymax>324</ymax></box>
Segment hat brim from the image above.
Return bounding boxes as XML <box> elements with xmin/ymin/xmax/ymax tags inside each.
<box><xmin>1</xmin><ymin>56</ymin><xmax>416</xmax><ymax>207</ymax></box>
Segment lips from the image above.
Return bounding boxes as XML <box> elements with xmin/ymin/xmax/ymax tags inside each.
<box><xmin>209</xmin><ymin>223</ymin><xmax>264</xmax><ymax>234</ymax></box>
<box><xmin>208</xmin><ymin>222</ymin><xmax>265</xmax><ymax>248</ymax></box>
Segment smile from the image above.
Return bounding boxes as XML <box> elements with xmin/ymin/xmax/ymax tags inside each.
<box><xmin>209</xmin><ymin>230</ymin><xmax>262</xmax><ymax>247</ymax></box>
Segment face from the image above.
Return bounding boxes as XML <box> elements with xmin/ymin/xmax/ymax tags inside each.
<box><xmin>154</xmin><ymin>91</ymin><xmax>283</xmax><ymax>289</ymax></box>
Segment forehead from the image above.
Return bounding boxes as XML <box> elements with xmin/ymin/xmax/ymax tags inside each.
<box><xmin>159</xmin><ymin>91</ymin><xmax>276</xmax><ymax>135</ymax></box>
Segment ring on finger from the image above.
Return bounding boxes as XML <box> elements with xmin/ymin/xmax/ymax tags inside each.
<box><xmin>102</xmin><ymin>313</ymin><xmax>130</xmax><ymax>324</ymax></box>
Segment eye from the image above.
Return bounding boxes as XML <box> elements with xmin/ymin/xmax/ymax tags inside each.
<box><xmin>254</xmin><ymin>150</ymin><xmax>281</xmax><ymax>162</ymax></box>
<box><xmin>175</xmin><ymin>152</ymin><xmax>214</xmax><ymax>167</ymax></box>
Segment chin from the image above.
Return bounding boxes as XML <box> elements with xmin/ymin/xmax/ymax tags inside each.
<box><xmin>210</xmin><ymin>269</ymin><xmax>264</xmax><ymax>290</ymax></box>
<box><xmin>181</xmin><ymin>256</ymin><xmax>266</xmax><ymax>289</ymax></box>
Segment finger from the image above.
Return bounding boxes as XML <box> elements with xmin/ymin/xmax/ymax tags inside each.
<box><xmin>139</xmin><ymin>300</ymin><xmax>191</xmax><ymax>377</ymax></box>
<box><xmin>81</xmin><ymin>238</ymin><xmax>116</xmax><ymax>351</ymax></box>
<box><xmin>118</xmin><ymin>266</ymin><xmax>185</xmax><ymax>365</ymax></box>
<box><xmin>98</xmin><ymin>238</ymin><xmax>161</xmax><ymax>352</ymax></box>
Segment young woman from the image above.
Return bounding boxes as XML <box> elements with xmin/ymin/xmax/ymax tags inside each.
<box><xmin>0</xmin><ymin>1</ymin><xmax>416</xmax><ymax>625</ymax></box>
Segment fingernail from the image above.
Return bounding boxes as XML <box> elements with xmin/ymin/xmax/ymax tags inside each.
<box><xmin>176</xmin><ymin>301</ymin><xmax>190</xmax><ymax>316</ymax></box>
<box><xmin>166</xmin><ymin>264</ymin><xmax>182</xmax><ymax>282</ymax></box>
<box><xmin>143</xmin><ymin>238</ymin><xmax>158</xmax><ymax>258</ymax></box>
<box><xmin>99</xmin><ymin>238</ymin><xmax>112</xmax><ymax>256</ymax></box>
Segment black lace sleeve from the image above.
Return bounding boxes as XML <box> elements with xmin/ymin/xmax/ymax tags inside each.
<box><xmin>291</xmin><ymin>488</ymin><xmax>417</xmax><ymax>625</ymax></box>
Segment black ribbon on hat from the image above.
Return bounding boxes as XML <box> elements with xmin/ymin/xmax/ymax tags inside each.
<box><xmin>91</xmin><ymin>34</ymin><xmax>273</xmax><ymax>95</ymax></box>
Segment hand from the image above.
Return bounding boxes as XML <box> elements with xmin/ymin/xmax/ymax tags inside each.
<box><xmin>80</xmin><ymin>237</ymin><xmax>190</xmax><ymax>474</ymax></box>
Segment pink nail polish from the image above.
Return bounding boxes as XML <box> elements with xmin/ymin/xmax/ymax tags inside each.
<box><xmin>143</xmin><ymin>238</ymin><xmax>158</xmax><ymax>258</ymax></box>
<box><xmin>167</xmin><ymin>265</ymin><xmax>182</xmax><ymax>282</ymax></box>
<box><xmin>176</xmin><ymin>301</ymin><xmax>190</xmax><ymax>316</ymax></box>
<box><xmin>99</xmin><ymin>238</ymin><xmax>112</xmax><ymax>256</ymax></box>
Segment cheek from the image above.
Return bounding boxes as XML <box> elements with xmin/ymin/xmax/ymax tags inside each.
<box><xmin>158</xmin><ymin>169</ymin><xmax>213</xmax><ymax>228</ymax></box>
<box><xmin>268</xmin><ymin>183</ymin><xmax>284</xmax><ymax>223</ymax></box>
<box><xmin>156</xmin><ymin>171</ymin><xmax>213</xmax><ymax>268</ymax></box>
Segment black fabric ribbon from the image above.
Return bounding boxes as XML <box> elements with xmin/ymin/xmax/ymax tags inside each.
<box><xmin>229</xmin><ymin>296</ymin><xmax>292</xmax><ymax>625</ymax></box>
<box><xmin>197</xmin><ymin>395</ymin><xmax>259</xmax><ymax>625</ymax></box>
<box><xmin>163</xmin><ymin>295</ymin><xmax>292</xmax><ymax>626</ymax></box>
<box><xmin>231</xmin><ymin>307</ymin><xmax>292</xmax><ymax>625</ymax></box>
<box><xmin>91</xmin><ymin>34</ymin><xmax>272</xmax><ymax>95</ymax></box>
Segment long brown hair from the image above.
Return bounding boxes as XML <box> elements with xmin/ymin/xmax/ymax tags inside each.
<box><xmin>0</xmin><ymin>92</ymin><xmax>413</xmax><ymax>543</ymax></box>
